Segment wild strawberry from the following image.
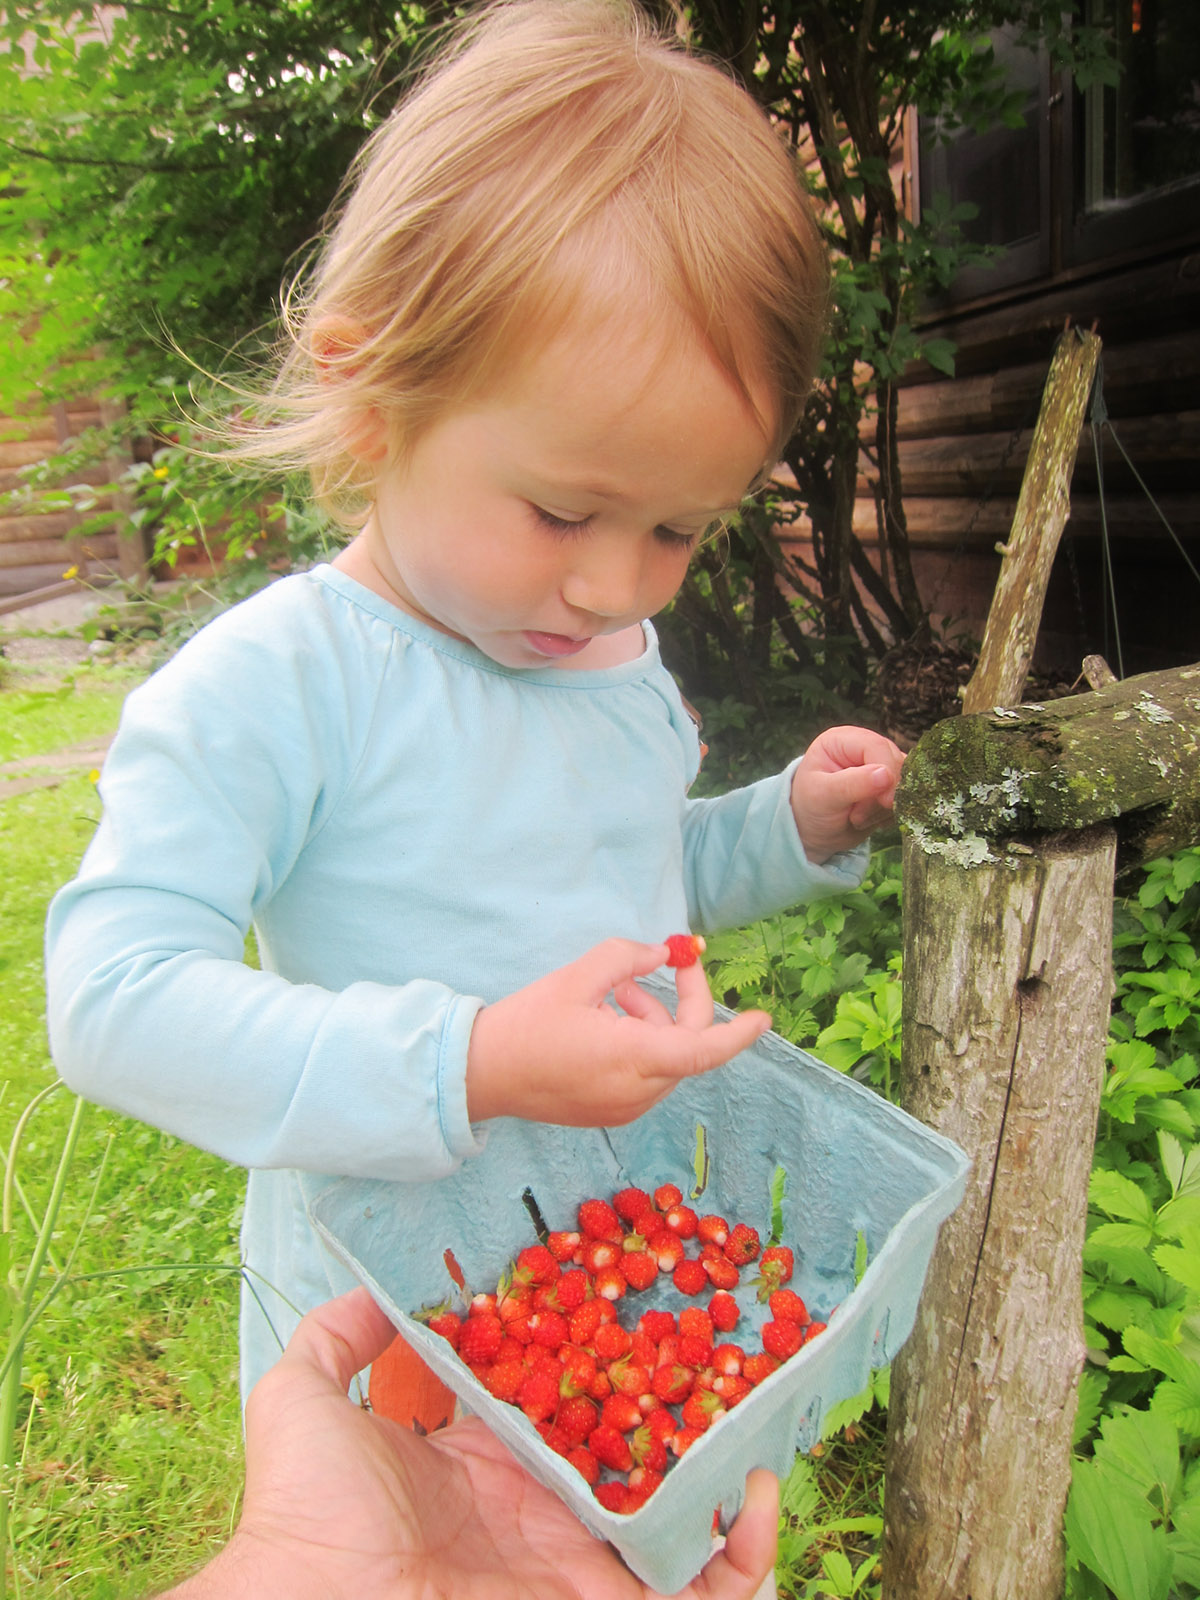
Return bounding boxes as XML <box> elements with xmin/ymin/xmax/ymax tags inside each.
<box><xmin>724</xmin><ymin>1223</ymin><xmax>761</xmax><ymax>1266</ymax></box>
<box><xmin>567</xmin><ymin>1445</ymin><xmax>600</xmax><ymax>1485</ymax></box>
<box><xmin>768</xmin><ymin>1289</ymin><xmax>811</xmax><ymax>1325</ymax></box>
<box><xmin>589</xmin><ymin>1424</ymin><xmax>634</xmax><ymax>1473</ymax></box>
<box><xmin>608</xmin><ymin>1358</ymin><xmax>652</xmax><ymax>1398</ymax></box>
<box><xmin>803</xmin><ymin>1319</ymin><xmax>828</xmax><ymax>1343</ymax></box>
<box><xmin>537</xmin><ymin>1419</ymin><xmax>573</xmax><ymax>1456</ymax></box>
<box><xmin>516</xmin><ymin>1244</ymin><xmax>560</xmax><ymax>1286</ymax></box>
<box><xmin>631</xmin><ymin>1423</ymin><xmax>669</xmax><ymax>1472</ymax></box>
<box><xmin>518</xmin><ymin>1369</ymin><xmax>560</xmax><ymax>1423</ymax></box>
<box><xmin>629</xmin><ymin>1329</ymin><xmax>657</xmax><ymax>1370</ymax></box>
<box><xmin>655</xmin><ymin>1332</ymin><xmax>680</xmax><ymax>1370</ymax></box>
<box><xmin>495</xmin><ymin>1336</ymin><xmax>526</xmax><ymax>1366</ymax></box>
<box><xmin>670</xmin><ymin>1425</ymin><xmax>705</xmax><ymax>1457</ymax></box>
<box><xmin>470</xmin><ymin>1291</ymin><xmax>497</xmax><ymax>1315</ymax></box>
<box><xmin>526</xmin><ymin>1347</ymin><xmax>565</xmax><ymax>1383</ymax></box>
<box><xmin>678</xmin><ymin>1333</ymin><xmax>714</xmax><ymax>1369</ymax></box>
<box><xmin>651</xmin><ymin>1363</ymin><xmax>694</xmax><ymax>1404</ymax></box>
<box><xmin>645</xmin><ymin>1406</ymin><xmax>678</xmax><ymax>1442</ymax></box>
<box><xmin>682</xmin><ymin>1388</ymin><xmax>726</xmax><ymax>1431</ymax></box>
<box><xmin>665</xmin><ymin>1204</ymin><xmax>698</xmax><ymax>1239</ymax></box>
<box><xmin>632</xmin><ymin>1209</ymin><xmax>663</xmax><ymax>1241</ymax></box>
<box><xmin>712</xmin><ymin>1342</ymin><xmax>744</xmax><ymax>1376</ymax></box>
<box><xmin>593</xmin><ymin>1479</ymin><xmax>631</xmax><ymax>1513</ymax></box>
<box><xmin>588</xmin><ymin>1369</ymin><xmax>612</xmax><ymax>1402</ymax></box>
<box><xmin>743</xmin><ymin>1351</ymin><xmax>780</xmax><ymax>1386</ymax></box>
<box><xmin>678</xmin><ymin>1307</ymin><xmax>714</xmax><ymax>1342</ymax></box>
<box><xmin>592</xmin><ymin>1264</ymin><xmax>626</xmax><ymax>1302</ymax></box>
<box><xmin>637</xmin><ymin>1309</ymin><xmax>677</xmax><ymax>1343</ymax></box>
<box><xmin>624</xmin><ymin>1483</ymin><xmax>654</xmax><ymax>1513</ymax></box>
<box><xmin>569</xmin><ymin>1300</ymin><xmax>607</xmax><ymax>1346</ymax></box>
<box><xmin>709</xmin><ymin>1291</ymin><xmax>740</xmax><ymax>1332</ymax></box>
<box><xmin>581</xmin><ymin>1238</ymin><xmax>622</xmax><ymax>1274</ymax></box>
<box><xmin>664</xmin><ymin>933</ymin><xmax>706</xmax><ymax>968</ymax></box>
<box><xmin>612</xmin><ymin>1186</ymin><xmax>653</xmax><ymax>1223</ymax></box>
<box><xmin>601</xmin><ymin>1393</ymin><xmax>643</xmax><ymax>1434</ymax></box>
<box><xmin>483</xmin><ymin>1359</ymin><xmax>526</xmax><ymax>1403</ymax></box>
<box><xmin>757</xmin><ymin>1244</ymin><xmax>794</xmax><ymax>1291</ymax></box>
<box><xmin>703</xmin><ymin>1254</ymin><xmax>740</xmax><ymax>1291</ymax></box>
<box><xmin>458</xmin><ymin>1312</ymin><xmax>503</xmax><ymax>1367</ymax></box>
<box><xmin>761</xmin><ymin>1318</ymin><xmax>804</xmax><ymax>1361</ymax></box>
<box><xmin>427</xmin><ymin>1311</ymin><xmax>462</xmax><ymax>1348</ymax></box>
<box><xmin>527</xmin><ymin>1310</ymin><xmax>570</xmax><ymax>1348</ymax></box>
<box><xmin>697</xmin><ymin>1213</ymin><xmax>729</xmax><ymax>1247</ymax></box>
<box><xmin>549</xmin><ymin>1268</ymin><xmax>590</xmax><ymax>1311</ymax></box>
<box><xmin>547</xmin><ymin>1230</ymin><xmax>581</xmax><ymax>1262</ymax></box>
<box><xmin>653</xmin><ymin>1183</ymin><xmax>683</xmax><ymax>1211</ymax></box>
<box><xmin>505</xmin><ymin>1314</ymin><xmax>535</xmax><ymax>1346</ymax></box>
<box><xmin>497</xmin><ymin>1284</ymin><xmax>533</xmax><ymax>1323</ymax></box>
<box><xmin>713</xmin><ymin>1373</ymin><xmax>752</xmax><ymax>1407</ymax></box>
<box><xmin>673</xmin><ymin>1258</ymin><xmax>708</xmax><ymax>1296</ymax></box>
<box><xmin>627</xmin><ymin>1465</ymin><xmax>665</xmax><ymax>1498</ymax></box>
<box><xmin>593</xmin><ymin>1321</ymin><xmax>632</xmax><ymax>1362</ymax></box>
<box><xmin>559</xmin><ymin>1344</ymin><xmax>598</xmax><ymax>1393</ymax></box>
<box><xmin>578</xmin><ymin>1198</ymin><xmax>622</xmax><ymax>1242</ymax></box>
<box><xmin>557</xmin><ymin>1394</ymin><xmax>600</xmax><ymax>1445</ymax></box>
<box><xmin>651</xmin><ymin>1233</ymin><xmax>685</xmax><ymax>1272</ymax></box>
<box><xmin>619</xmin><ymin>1247</ymin><xmax>658</xmax><ymax>1292</ymax></box>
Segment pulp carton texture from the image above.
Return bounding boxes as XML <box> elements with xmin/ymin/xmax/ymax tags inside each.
<box><xmin>310</xmin><ymin>981</ymin><xmax>969</xmax><ymax>1593</ymax></box>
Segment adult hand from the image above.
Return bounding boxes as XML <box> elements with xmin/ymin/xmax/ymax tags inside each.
<box><xmin>162</xmin><ymin>1286</ymin><xmax>779</xmax><ymax>1600</ymax></box>
<box><xmin>789</xmin><ymin>725</ymin><xmax>905</xmax><ymax>863</ymax></box>
<box><xmin>465</xmin><ymin>938</ymin><xmax>770</xmax><ymax>1125</ymax></box>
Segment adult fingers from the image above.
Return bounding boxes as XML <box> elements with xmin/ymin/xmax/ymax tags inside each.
<box><xmin>274</xmin><ymin>1286</ymin><xmax>399</xmax><ymax>1393</ymax></box>
<box><xmin>693</xmin><ymin>1471</ymin><xmax>779</xmax><ymax>1600</ymax></box>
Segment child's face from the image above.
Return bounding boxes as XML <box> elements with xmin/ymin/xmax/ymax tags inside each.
<box><xmin>356</xmin><ymin>312</ymin><xmax>773</xmax><ymax>670</ymax></box>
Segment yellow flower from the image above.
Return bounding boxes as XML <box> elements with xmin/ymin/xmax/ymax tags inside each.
<box><xmin>62</xmin><ymin>565</ymin><xmax>79</xmax><ymax>580</ymax></box>
<box><xmin>88</xmin><ymin>769</ymin><xmax>101</xmax><ymax>784</ymax></box>
<box><xmin>153</xmin><ymin>465</ymin><xmax>169</xmax><ymax>479</ymax></box>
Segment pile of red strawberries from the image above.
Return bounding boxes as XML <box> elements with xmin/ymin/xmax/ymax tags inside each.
<box><xmin>423</xmin><ymin>1182</ymin><xmax>825</xmax><ymax>1514</ymax></box>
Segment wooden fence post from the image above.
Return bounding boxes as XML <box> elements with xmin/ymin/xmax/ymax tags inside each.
<box><xmin>881</xmin><ymin>663</ymin><xmax>1200</xmax><ymax>1600</ymax></box>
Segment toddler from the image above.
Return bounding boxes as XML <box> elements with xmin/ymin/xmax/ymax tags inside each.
<box><xmin>46</xmin><ymin>0</ymin><xmax>904</xmax><ymax>1398</ymax></box>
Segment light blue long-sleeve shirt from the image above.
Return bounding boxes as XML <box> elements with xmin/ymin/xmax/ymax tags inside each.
<box><xmin>45</xmin><ymin>565</ymin><xmax>865</xmax><ymax>1391</ymax></box>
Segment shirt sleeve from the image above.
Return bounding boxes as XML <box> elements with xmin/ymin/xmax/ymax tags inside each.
<box><xmin>44</xmin><ymin>609</ymin><xmax>485</xmax><ymax>1182</ymax></box>
<box><xmin>680</xmin><ymin>757</ymin><xmax>869</xmax><ymax>933</ymax></box>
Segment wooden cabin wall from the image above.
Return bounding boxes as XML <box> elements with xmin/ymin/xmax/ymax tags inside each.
<box><xmin>0</xmin><ymin>392</ymin><xmax>138</xmax><ymax>603</ymax></box>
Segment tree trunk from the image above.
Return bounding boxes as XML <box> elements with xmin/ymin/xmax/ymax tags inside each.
<box><xmin>882</xmin><ymin>822</ymin><xmax>1117</xmax><ymax>1600</ymax></box>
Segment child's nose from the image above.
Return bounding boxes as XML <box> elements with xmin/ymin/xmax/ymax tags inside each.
<box><xmin>561</xmin><ymin>540</ymin><xmax>644</xmax><ymax>619</ymax></box>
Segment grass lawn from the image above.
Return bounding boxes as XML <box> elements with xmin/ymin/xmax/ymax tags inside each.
<box><xmin>1</xmin><ymin>654</ymin><xmax>245</xmax><ymax>1599</ymax></box>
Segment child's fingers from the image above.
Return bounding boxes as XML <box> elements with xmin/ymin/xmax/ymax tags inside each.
<box><xmin>569</xmin><ymin>937</ymin><xmax>670</xmax><ymax>1003</ymax></box>
<box><xmin>671</xmin><ymin>958</ymin><xmax>715</xmax><ymax>1031</ymax></box>
<box><xmin>612</xmin><ymin>977</ymin><xmax>674</xmax><ymax>1027</ymax></box>
<box><xmin>648</xmin><ymin>1008</ymin><xmax>771</xmax><ymax>1081</ymax></box>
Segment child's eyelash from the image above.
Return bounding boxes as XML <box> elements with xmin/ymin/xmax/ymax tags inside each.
<box><xmin>529</xmin><ymin>504</ymin><xmax>699</xmax><ymax>551</ymax></box>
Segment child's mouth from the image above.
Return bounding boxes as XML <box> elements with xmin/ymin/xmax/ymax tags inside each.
<box><xmin>523</xmin><ymin>631</ymin><xmax>591</xmax><ymax>658</ymax></box>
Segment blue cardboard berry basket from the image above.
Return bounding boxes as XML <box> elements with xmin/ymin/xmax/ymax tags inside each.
<box><xmin>309</xmin><ymin>977</ymin><xmax>968</xmax><ymax>1594</ymax></box>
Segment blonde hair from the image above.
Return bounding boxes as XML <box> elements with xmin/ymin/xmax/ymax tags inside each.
<box><xmin>243</xmin><ymin>0</ymin><xmax>828</xmax><ymax>520</ymax></box>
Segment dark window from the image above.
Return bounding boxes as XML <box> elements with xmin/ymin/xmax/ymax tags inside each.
<box><xmin>918</xmin><ymin>3</ymin><xmax>1200</xmax><ymax>302</ymax></box>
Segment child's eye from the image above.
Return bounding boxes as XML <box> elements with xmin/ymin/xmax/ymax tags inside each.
<box><xmin>530</xmin><ymin>504</ymin><xmax>592</xmax><ymax>536</ymax></box>
<box><xmin>654</xmin><ymin>526</ymin><xmax>700</xmax><ymax>551</ymax></box>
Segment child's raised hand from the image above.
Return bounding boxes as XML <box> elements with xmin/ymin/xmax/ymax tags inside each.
<box><xmin>789</xmin><ymin>725</ymin><xmax>906</xmax><ymax>863</ymax></box>
<box><xmin>465</xmin><ymin>939</ymin><xmax>770</xmax><ymax>1128</ymax></box>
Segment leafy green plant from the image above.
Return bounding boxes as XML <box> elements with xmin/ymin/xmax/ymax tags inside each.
<box><xmin>1067</xmin><ymin>846</ymin><xmax>1200</xmax><ymax>1600</ymax></box>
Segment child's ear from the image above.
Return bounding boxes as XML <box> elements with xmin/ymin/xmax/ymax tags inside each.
<box><xmin>311</xmin><ymin>315</ymin><xmax>390</xmax><ymax>465</ymax></box>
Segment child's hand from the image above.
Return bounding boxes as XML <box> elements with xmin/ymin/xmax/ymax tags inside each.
<box><xmin>789</xmin><ymin>725</ymin><xmax>905</xmax><ymax>863</ymax></box>
<box><xmin>465</xmin><ymin>939</ymin><xmax>770</xmax><ymax>1127</ymax></box>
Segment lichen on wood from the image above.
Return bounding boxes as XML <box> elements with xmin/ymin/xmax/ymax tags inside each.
<box><xmin>896</xmin><ymin>663</ymin><xmax>1200</xmax><ymax>870</ymax></box>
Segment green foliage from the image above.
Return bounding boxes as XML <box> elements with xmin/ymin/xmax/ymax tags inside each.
<box><xmin>1068</xmin><ymin>847</ymin><xmax>1200</xmax><ymax>1600</ymax></box>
